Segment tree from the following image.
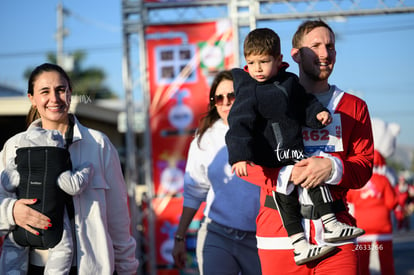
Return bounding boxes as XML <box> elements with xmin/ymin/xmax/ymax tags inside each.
<box><xmin>24</xmin><ymin>50</ymin><xmax>117</xmax><ymax>100</ymax></box>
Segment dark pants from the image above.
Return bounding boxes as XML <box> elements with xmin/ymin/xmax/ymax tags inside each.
<box><xmin>28</xmin><ymin>265</ymin><xmax>77</xmax><ymax>275</ymax></box>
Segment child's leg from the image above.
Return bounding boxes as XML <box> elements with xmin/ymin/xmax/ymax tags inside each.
<box><xmin>44</xmin><ymin>208</ymin><xmax>74</xmax><ymax>274</ymax></box>
<box><xmin>272</xmin><ymin>190</ymin><xmax>335</xmax><ymax>265</ymax></box>
<box><xmin>307</xmin><ymin>185</ymin><xmax>365</xmax><ymax>242</ymax></box>
<box><xmin>306</xmin><ymin>184</ymin><xmax>334</xmax><ymax>217</ymax></box>
<box><xmin>272</xmin><ymin>189</ymin><xmax>303</xmax><ymax>237</ymax></box>
<box><xmin>0</xmin><ymin>234</ymin><xmax>29</xmax><ymax>274</ymax></box>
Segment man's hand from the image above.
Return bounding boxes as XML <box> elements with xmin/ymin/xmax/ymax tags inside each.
<box><xmin>290</xmin><ymin>157</ymin><xmax>332</xmax><ymax>189</ymax></box>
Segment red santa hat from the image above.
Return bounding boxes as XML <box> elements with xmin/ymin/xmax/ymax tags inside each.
<box><xmin>374</xmin><ymin>149</ymin><xmax>386</xmax><ymax>167</ymax></box>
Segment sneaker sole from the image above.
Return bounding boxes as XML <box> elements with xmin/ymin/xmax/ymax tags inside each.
<box><xmin>295</xmin><ymin>246</ymin><xmax>337</xmax><ymax>266</ymax></box>
<box><xmin>324</xmin><ymin>229</ymin><xmax>365</xmax><ymax>243</ymax></box>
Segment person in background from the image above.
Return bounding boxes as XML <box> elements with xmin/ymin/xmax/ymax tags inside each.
<box><xmin>172</xmin><ymin>70</ymin><xmax>261</xmax><ymax>275</ymax></box>
<box><xmin>347</xmin><ymin>151</ymin><xmax>397</xmax><ymax>275</ymax></box>
<box><xmin>238</xmin><ymin>20</ymin><xmax>373</xmax><ymax>275</ymax></box>
<box><xmin>0</xmin><ymin>63</ymin><xmax>139</xmax><ymax>274</ymax></box>
<box><xmin>347</xmin><ymin>118</ymin><xmax>399</xmax><ymax>275</ymax></box>
<box><xmin>394</xmin><ymin>173</ymin><xmax>413</xmax><ymax>231</ymax></box>
<box><xmin>347</xmin><ymin>119</ymin><xmax>400</xmax><ymax>275</ymax></box>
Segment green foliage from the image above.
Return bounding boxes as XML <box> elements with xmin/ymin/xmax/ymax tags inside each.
<box><xmin>24</xmin><ymin>50</ymin><xmax>118</xmax><ymax>99</ymax></box>
<box><xmin>387</xmin><ymin>159</ymin><xmax>407</xmax><ymax>172</ymax></box>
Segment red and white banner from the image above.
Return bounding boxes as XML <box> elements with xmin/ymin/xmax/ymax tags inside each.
<box><xmin>146</xmin><ymin>20</ymin><xmax>234</xmax><ymax>197</ymax></box>
<box><xmin>144</xmin><ymin>20</ymin><xmax>234</xmax><ymax>269</ymax></box>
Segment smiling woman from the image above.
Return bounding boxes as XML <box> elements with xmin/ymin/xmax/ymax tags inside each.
<box><xmin>0</xmin><ymin>63</ymin><xmax>139</xmax><ymax>274</ymax></box>
<box><xmin>26</xmin><ymin>67</ymin><xmax>72</xmax><ymax>133</ymax></box>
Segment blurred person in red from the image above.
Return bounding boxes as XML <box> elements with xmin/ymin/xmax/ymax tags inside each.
<box><xmin>394</xmin><ymin>173</ymin><xmax>413</xmax><ymax>231</ymax></box>
<box><xmin>408</xmin><ymin>177</ymin><xmax>414</xmax><ymax>221</ymax></box>
<box><xmin>347</xmin><ymin>118</ymin><xmax>399</xmax><ymax>275</ymax></box>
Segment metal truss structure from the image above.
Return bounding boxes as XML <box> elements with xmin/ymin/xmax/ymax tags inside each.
<box><xmin>121</xmin><ymin>1</ymin><xmax>414</xmax><ymax>274</ymax></box>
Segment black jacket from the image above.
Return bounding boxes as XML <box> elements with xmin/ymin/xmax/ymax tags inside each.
<box><xmin>226</xmin><ymin>66</ymin><xmax>329</xmax><ymax>167</ymax></box>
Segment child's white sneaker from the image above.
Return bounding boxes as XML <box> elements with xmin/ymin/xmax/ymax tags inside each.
<box><xmin>293</xmin><ymin>244</ymin><xmax>336</xmax><ymax>265</ymax></box>
<box><xmin>324</xmin><ymin>222</ymin><xmax>365</xmax><ymax>243</ymax></box>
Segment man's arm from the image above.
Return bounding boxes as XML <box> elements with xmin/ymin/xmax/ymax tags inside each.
<box><xmin>291</xmin><ymin>95</ymin><xmax>374</xmax><ymax>190</ymax></box>
<box><xmin>332</xmin><ymin>97</ymin><xmax>374</xmax><ymax>190</ymax></box>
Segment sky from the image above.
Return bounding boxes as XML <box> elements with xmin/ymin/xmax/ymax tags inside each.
<box><xmin>1</xmin><ymin>1</ymin><xmax>414</xmax><ymax>149</ymax></box>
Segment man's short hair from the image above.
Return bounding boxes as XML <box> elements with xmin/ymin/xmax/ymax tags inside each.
<box><xmin>292</xmin><ymin>20</ymin><xmax>335</xmax><ymax>49</ymax></box>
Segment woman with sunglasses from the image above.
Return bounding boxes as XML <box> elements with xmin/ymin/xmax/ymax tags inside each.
<box><xmin>172</xmin><ymin>70</ymin><xmax>261</xmax><ymax>275</ymax></box>
<box><xmin>0</xmin><ymin>63</ymin><xmax>138</xmax><ymax>274</ymax></box>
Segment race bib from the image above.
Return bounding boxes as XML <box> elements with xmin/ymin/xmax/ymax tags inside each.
<box><xmin>302</xmin><ymin>113</ymin><xmax>344</xmax><ymax>154</ymax></box>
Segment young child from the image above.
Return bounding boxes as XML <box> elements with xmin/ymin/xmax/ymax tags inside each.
<box><xmin>0</xmin><ymin>124</ymin><xmax>93</xmax><ymax>274</ymax></box>
<box><xmin>225</xmin><ymin>28</ymin><xmax>364</xmax><ymax>265</ymax></box>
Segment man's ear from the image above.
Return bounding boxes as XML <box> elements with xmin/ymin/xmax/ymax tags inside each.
<box><xmin>291</xmin><ymin>48</ymin><xmax>300</xmax><ymax>63</ymax></box>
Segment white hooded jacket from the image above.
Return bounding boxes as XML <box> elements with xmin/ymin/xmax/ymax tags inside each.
<box><xmin>0</xmin><ymin>116</ymin><xmax>138</xmax><ymax>274</ymax></box>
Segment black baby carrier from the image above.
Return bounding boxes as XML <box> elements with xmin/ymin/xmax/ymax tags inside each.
<box><xmin>13</xmin><ymin>146</ymin><xmax>72</xmax><ymax>249</ymax></box>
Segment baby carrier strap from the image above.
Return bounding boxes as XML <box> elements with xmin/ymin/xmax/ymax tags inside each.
<box><xmin>64</xmin><ymin>119</ymin><xmax>75</xmax><ymax>220</ymax></box>
<box><xmin>13</xmin><ymin>146</ymin><xmax>71</xmax><ymax>249</ymax></box>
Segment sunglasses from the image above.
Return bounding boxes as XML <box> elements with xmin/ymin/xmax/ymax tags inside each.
<box><xmin>211</xmin><ymin>92</ymin><xmax>236</xmax><ymax>106</ymax></box>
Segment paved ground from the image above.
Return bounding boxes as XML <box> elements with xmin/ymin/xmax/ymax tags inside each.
<box><xmin>370</xmin><ymin>214</ymin><xmax>414</xmax><ymax>275</ymax></box>
<box><xmin>393</xmin><ymin>230</ymin><xmax>414</xmax><ymax>275</ymax></box>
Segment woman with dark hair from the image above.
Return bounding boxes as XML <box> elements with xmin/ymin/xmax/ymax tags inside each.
<box><xmin>172</xmin><ymin>70</ymin><xmax>261</xmax><ymax>275</ymax></box>
<box><xmin>0</xmin><ymin>63</ymin><xmax>138</xmax><ymax>274</ymax></box>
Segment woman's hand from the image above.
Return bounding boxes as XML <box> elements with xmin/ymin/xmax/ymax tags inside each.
<box><xmin>13</xmin><ymin>199</ymin><xmax>51</xmax><ymax>235</ymax></box>
<box><xmin>290</xmin><ymin>157</ymin><xmax>332</xmax><ymax>189</ymax></box>
<box><xmin>172</xmin><ymin>239</ymin><xmax>187</xmax><ymax>269</ymax></box>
